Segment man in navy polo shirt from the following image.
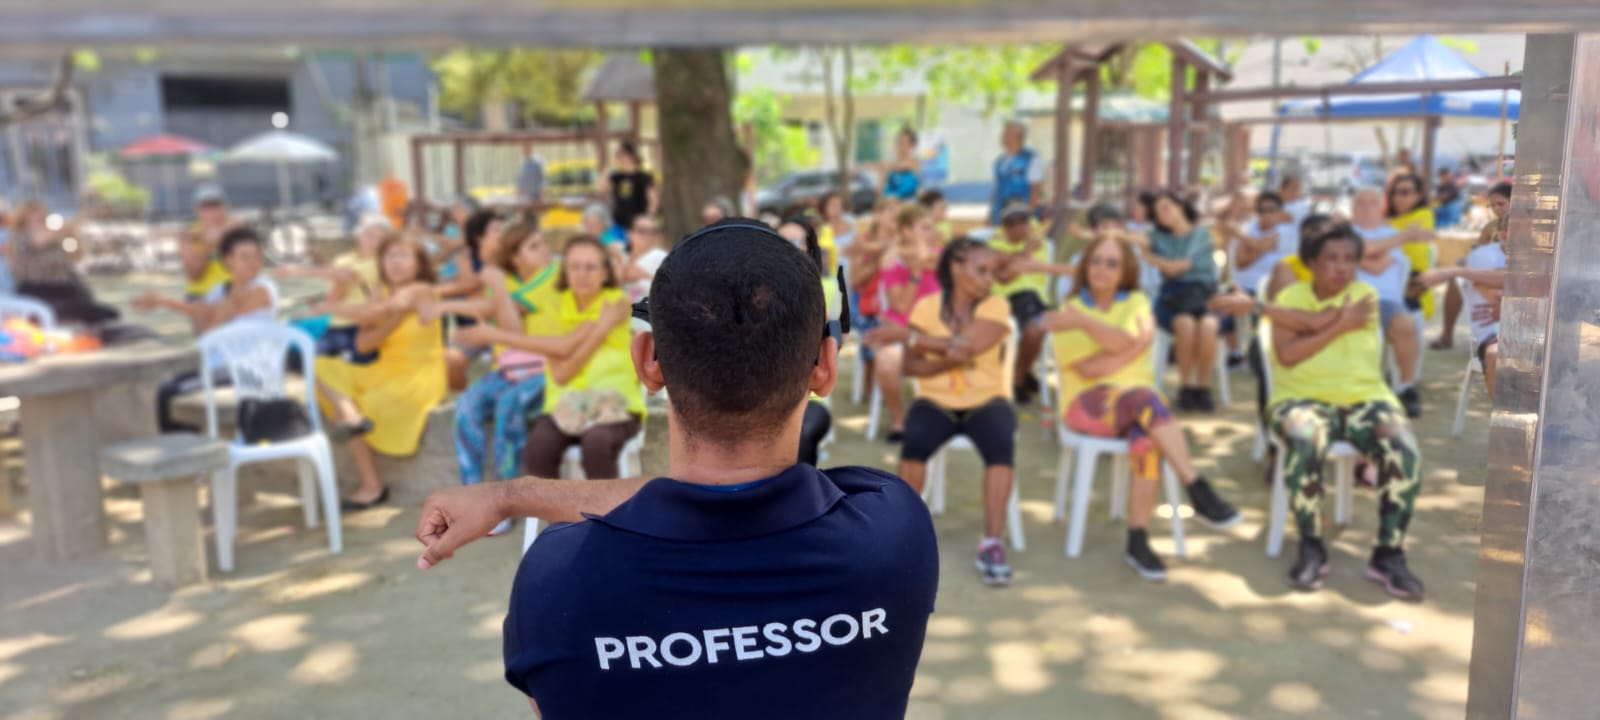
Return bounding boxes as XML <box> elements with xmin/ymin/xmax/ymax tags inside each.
<box><xmin>415</xmin><ymin>219</ymin><xmax>939</xmax><ymax>719</ymax></box>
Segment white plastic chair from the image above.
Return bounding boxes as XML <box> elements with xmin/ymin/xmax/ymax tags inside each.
<box><xmin>1152</xmin><ymin>329</ymin><xmax>1232</xmax><ymax>406</ymax></box>
<box><xmin>1050</xmin><ymin>328</ymin><xmax>1187</xmax><ymax>559</ymax></box>
<box><xmin>199</xmin><ymin>320</ymin><xmax>340</xmax><ymax>572</ymax></box>
<box><xmin>1452</xmin><ymin>280</ymin><xmax>1486</xmax><ymax>438</ymax></box>
<box><xmin>1257</xmin><ymin>321</ymin><xmax>1359</xmax><ymax>558</ymax></box>
<box><xmin>919</xmin><ymin>319</ymin><xmax>1026</xmax><ymax>552</ymax></box>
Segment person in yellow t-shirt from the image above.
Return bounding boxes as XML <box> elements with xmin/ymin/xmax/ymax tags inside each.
<box><xmin>898</xmin><ymin>237</ymin><xmax>1017</xmax><ymax>587</ymax></box>
<box><xmin>990</xmin><ymin>202</ymin><xmax>1054</xmax><ymax>405</ymax></box>
<box><xmin>1039</xmin><ymin>235</ymin><xmax>1241</xmax><ymax>582</ymax></box>
<box><xmin>317</xmin><ymin>234</ymin><xmax>448</xmax><ymax>511</ymax></box>
<box><xmin>1385</xmin><ymin>174</ymin><xmax>1438</xmax><ymax>318</ymax></box>
<box><xmin>278</xmin><ymin>214</ymin><xmax>387</xmax><ymax>364</ymax></box>
<box><xmin>181</xmin><ymin>186</ymin><xmax>238</xmax><ymax>301</ymax></box>
<box><xmin>522</xmin><ymin>236</ymin><xmax>642</xmax><ymax>480</ymax></box>
<box><xmin>1266</xmin><ymin>220</ymin><xmax>1424</xmax><ymax>601</ymax></box>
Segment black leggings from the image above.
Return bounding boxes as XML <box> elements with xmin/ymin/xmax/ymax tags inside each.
<box><xmin>798</xmin><ymin>401</ymin><xmax>832</xmax><ymax>466</ymax></box>
<box><xmin>156</xmin><ymin>368</ymin><xmax>232</xmax><ymax>433</ymax></box>
<box><xmin>900</xmin><ymin>397</ymin><xmax>1016</xmax><ymax>466</ymax></box>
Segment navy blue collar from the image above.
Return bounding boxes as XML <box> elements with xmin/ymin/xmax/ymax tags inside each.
<box><xmin>1077</xmin><ymin>288</ymin><xmax>1129</xmax><ymax>308</ymax></box>
<box><xmin>586</xmin><ymin>464</ymin><xmax>846</xmax><ymax>542</ymax></box>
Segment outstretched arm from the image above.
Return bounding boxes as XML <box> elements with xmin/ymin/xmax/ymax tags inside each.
<box><xmin>414</xmin><ymin>476</ymin><xmax>650</xmax><ymax>569</ymax></box>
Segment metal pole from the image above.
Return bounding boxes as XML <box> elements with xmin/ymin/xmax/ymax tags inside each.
<box><xmin>1496</xmin><ymin>60</ymin><xmax>1510</xmax><ymax>181</ymax></box>
<box><xmin>1266</xmin><ymin>36</ymin><xmax>1283</xmax><ymax>189</ymax></box>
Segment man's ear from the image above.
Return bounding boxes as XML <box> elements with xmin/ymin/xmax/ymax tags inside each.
<box><xmin>810</xmin><ymin>335</ymin><xmax>838</xmax><ymax>398</ymax></box>
<box><xmin>631</xmin><ymin>331</ymin><xmax>665</xmax><ymax>394</ymax></box>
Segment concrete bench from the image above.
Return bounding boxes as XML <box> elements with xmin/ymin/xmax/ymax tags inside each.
<box><xmin>170</xmin><ymin>386</ymin><xmax>461</xmax><ymax>504</ymax></box>
<box><xmin>99</xmin><ymin>434</ymin><xmax>229</xmax><ymax>589</ymax></box>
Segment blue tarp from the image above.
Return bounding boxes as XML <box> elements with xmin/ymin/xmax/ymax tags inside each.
<box><xmin>1280</xmin><ymin>35</ymin><xmax>1520</xmax><ymax>120</ymax></box>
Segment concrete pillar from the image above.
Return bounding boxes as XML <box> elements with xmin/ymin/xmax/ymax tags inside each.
<box><xmin>140</xmin><ymin>477</ymin><xmax>208</xmax><ymax>589</ymax></box>
<box><xmin>1467</xmin><ymin>33</ymin><xmax>1600</xmax><ymax>718</ymax></box>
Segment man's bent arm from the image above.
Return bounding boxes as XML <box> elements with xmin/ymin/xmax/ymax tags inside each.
<box><xmin>415</xmin><ymin>476</ymin><xmax>649</xmax><ymax>570</ymax></box>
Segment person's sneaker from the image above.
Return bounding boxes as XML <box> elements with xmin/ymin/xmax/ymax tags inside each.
<box><xmin>1186</xmin><ymin>477</ymin><xmax>1242</xmax><ymax>530</ymax></box>
<box><xmin>1288</xmin><ymin>536</ymin><xmax>1330</xmax><ymax>591</ymax></box>
<box><xmin>1013</xmin><ymin>384</ymin><xmax>1036</xmax><ymax>406</ymax></box>
<box><xmin>1125</xmin><ymin>529</ymin><xmax>1168</xmax><ymax>582</ymax></box>
<box><xmin>886</xmin><ymin>429</ymin><xmax>904</xmax><ymax>444</ymax></box>
<box><xmin>1175</xmin><ymin>387</ymin><xmax>1196</xmax><ymax>411</ymax></box>
<box><xmin>975</xmin><ymin>539</ymin><xmax>1013</xmax><ymax>587</ymax></box>
<box><xmin>1398</xmin><ymin>386</ymin><xmax>1423</xmax><ymax>418</ymax></box>
<box><xmin>1227</xmin><ymin>352</ymin><xmax>1247</xmax><ymax>371</ymax></box>
<box><xmin>1365</xmin><ymin>547</ymin><xmax>1426</xmax><ymax>601</ymax></box>
<box><xmin>1194</xmin><ymin>387</ymin><xmax>1217</xmax><ymax>412</ymax></box>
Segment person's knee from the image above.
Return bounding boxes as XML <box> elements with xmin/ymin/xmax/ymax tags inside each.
<box><xmin>1484</xmin><ymin>342</ymin><xmax>1499</xmax><ymax>368</ymax></box>
<box><xmin>1172</xmin><ymin>314</ymin><xmax>1195</xmax><ymax>333</ymax></box>
<box><xmin>1199</xmin><ymin>315</ymin><xmax>1220</xmax><ymax>334</ymax></box>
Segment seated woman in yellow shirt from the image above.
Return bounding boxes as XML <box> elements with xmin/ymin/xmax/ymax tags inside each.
<box><xmin>522</xmin><ymin>236</ymin><xmax>642</xmax><ymax>480</ymax></box>
<box><xmin>1385</xmin><ymin>174</ymin><xmax>1439</xmax><ymax>318</ymax></box>
<box><xmin>895</xmin><ymin>237</ymin><xmax>1016</xmax><ymax>587</ymax></box>
<box><xmin>278</xmin><ymin>213</ymin><xmax>387</xmax><ymax>364</ymax></box>
<box><xmin>1268</xmin><ymin>221</ymin><xmax>1424</xmax><ymax>600</ymax></box>
<box><xmin>319</xmin><ymin>234</ymin><xmax>449</xmax><ymax>510</ymax></box>
<box><xmin>1040</xmin><ymin>235</ymin><xmax>1241</xmax><ymax>582</ymax></box>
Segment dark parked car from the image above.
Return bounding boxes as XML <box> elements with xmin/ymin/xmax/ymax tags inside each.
<box><xmin>755</xmin><ymin>170</ymin><xmax>878</xmax><ymax>218</ymax></box>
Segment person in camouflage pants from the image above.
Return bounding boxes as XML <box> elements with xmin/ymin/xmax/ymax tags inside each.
<box><xmin>1269</xmin><ymin>398</ymin><xmax>1421</xmax><ymax>549</ymax></box>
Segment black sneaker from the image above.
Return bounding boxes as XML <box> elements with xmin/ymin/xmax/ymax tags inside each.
<box><xmin>1398</xmin><ymin>386</ymin><xmax>1422</xmax><ymax>418</ymax></box>
<box><xmin>1186</xmin><ymin>477</ymin><xmax>1242</xmax><ymax>530</ymax></box>
<box><xmin>976</xmin><ymin>541</ymin><xmax>1013</xmax><ymax>587</ymax></box>
<box><xmin>1289</xmin><ymin>536</ymin><xmax>1330</xmax><ymax>591</ymax></box>
<box><xmin>1365</xmin><ymin>547</ymin><xmax>1426</xmax><ymax>601</ymax></box>
<box><xmin>1194</xmin><ymin>387</ymin><xmax>1216</xmax><ymax>412</ymax></box>
<box><xmin>886</xmin><ymin>430</ymin><xmax>904</xmax><ymax>444</ymax></box>
<box><xmin>1227</xmin><ymin>352</ymin><xmax>1246</xmax><ymax>371</ymax></box>
<box><xmin>1125</xmin><ymin>529</ymin><xmax>1167</xmax><ymax>582</ymax></box>
<box><xmin>1013</xmin><ymin>384</ymin><xmax>1036</xmax><ymax>406</ymax></box>
<box><xmin>1174</xmin><ymin>387</ymin><xmax>1196</xmax><ymax>411</ymax></box>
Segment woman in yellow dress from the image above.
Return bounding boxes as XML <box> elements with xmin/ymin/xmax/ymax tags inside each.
<box><xmin>320</xmin><ymin>233</ymin><xmax>448</xmax><ymax>509</ymax></box>
<box><xmin>1385</xmin><ymin>173</ymin><xmax>1438</xmax><ymax>318</ymax></box>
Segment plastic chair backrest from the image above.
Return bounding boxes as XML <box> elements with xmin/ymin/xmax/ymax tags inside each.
<box><xmin>197</xmin><ymin>320</ymin><xmax>322</xmax><ymax>441</ymax></box>
<box><xmin>0</xmin><ymin>295</ymin><xmax>56</xmax><ymax>330</ymax></box>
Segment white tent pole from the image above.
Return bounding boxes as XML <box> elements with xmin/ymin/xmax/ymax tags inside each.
<box><xmin>276</xmin><ymin>160</ymin><xmax>291</xmax><ymax>212</ymax></box>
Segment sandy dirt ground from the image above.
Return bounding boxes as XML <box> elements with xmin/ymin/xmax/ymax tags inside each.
<box><xmin>0</xmin><ymin>278</ymin><xmax>1490</xmax><ymax>719</ymax></box>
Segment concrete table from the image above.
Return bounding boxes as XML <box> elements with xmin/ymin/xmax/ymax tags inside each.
<box><xmin>0</xmin><ymin>342</ymin><xmax>196</xmax><ymax>560</ymax></box>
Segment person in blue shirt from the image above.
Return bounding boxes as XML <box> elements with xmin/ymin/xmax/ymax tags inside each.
<box><xmin>881</xmin><ymin>127</ymin><xmax>921</xmax><ymax>201</ymax></box>
<box><xmin>989</xmin><ymin>120</ymin><xmax>1046</xmax><ymax>224</ymax></box>
<box><xmin>414</xmin><ymin>219</ymin><xmax>939</xmax><ymax>720</ymax></box>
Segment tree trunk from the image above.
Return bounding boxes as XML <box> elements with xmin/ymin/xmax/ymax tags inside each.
<box><xmin>653</xmin><ymin>48</ymin><xmax>751</xmax><ymax>242</ymax></box>
<box><xmin>819</xmin><ymin>47</ymin><xmax>856</xmax><ymax>197</ymax></box>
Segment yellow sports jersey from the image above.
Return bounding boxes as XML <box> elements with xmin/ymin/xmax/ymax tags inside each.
<box><xmin>990</xmin><ymin>233</ymin><xmax>1049</xmax><ymax>298</ymax></box>
<box><xmin>908</xmin><ymin>294</ymin><xmax>1012</xmax><ymax>410</ymax></box>
<box><xmin>542</xmin><ymin>288</ymin><xmax>644</xmax><ymax>416</ymax></box>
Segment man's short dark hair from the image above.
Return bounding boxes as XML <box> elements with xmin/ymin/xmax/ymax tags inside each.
<box><xmin>1489</xmin><ymin>182</ymin><xmax>1513</xmax><ymax>199</ymax></box>
<box><xmin>1086</xmin><ymin>203</ymin><xmax>1122</xmax><ymax>227</ymax></box>
<box><xmin>1256</xmin><ymin>191</ymin><xmax>1284</xmax><ymax>213</ymax></box>
<box><xmin>649</xmin><ymin>220</ymin><xmax>826</xmax><ymax>445</ymax></box>
<box><xmin>1299</xmin><ymin>217</ymin><xmax>1363</xmax><ymax>266</ymax></box>
<box><xmin>220</xmin><ymin>226</ymin><xmax>263</xmax><ymax>258</ymax></box>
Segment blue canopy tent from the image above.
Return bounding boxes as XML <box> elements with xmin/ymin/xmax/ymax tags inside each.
<box><xmin>1271</xmin><ymin>35</ymin><xmax>1520</xmax><ymax>193</ymax></box>
<box><xmin>1279</xmin><ymin>35</ymin><xmax>1521</xmax><ymax>121</ymax></box>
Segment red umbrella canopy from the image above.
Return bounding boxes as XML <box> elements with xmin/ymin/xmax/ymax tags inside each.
<box><xmin>118</xmin><ymin>134</ymin><xmax>214</xmax><ymax>158</ymax></box>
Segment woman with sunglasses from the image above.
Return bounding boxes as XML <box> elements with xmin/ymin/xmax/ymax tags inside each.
<box><xmin>1042</xmin><ymin>235</ymin><xmax>1240</xmax><ymax>581</ymax></box>
<box><xmin>1385</xmin><ymin>174</ymin><xmax>1439</xmax><ymax>321</ymax></box>
<box><xmin>897</xmin><ymin>238</ymin><xmax>1017</xmax><ymax>587</ymax></box>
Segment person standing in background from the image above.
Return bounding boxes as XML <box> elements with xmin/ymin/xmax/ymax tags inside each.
<box><xmin>517</xmin><ymin>150</ymin><xmax>546</xmax><ymax>207</ymax></box>
<box><xmin>622</xmin><ymin>215</ymin><xmax>670</xmax><ymax>303</ymax></box>
<box><xmin>600</xmin><ymin>141</ymin><xmax>657</xmax><ymax>240</ymax></box>
<box><xmin>881</xmin><ymin>127</ymin><xmax>922</xmax><ymax>202</ymax></box>
<box><xmin>990</xmin><ymin>121</ymin><xmax>1046</xmax><ymax>224</ymax></box>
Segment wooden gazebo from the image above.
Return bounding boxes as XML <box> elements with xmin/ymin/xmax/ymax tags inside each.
<box><xmin>1030</xmin><ymin>40</ymin><xmax>1234</xmax><ymax>207</ymax></box>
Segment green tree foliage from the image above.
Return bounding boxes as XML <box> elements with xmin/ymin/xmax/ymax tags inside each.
<box><xmin>432</xmin><ymin>49</ymin><xmax>604</xmax><ymax>127</ymax></box>
<box><xmin>732</xmin><ymin>86</ymin><xmax>818</xmax><ymax>184</ymax></box>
